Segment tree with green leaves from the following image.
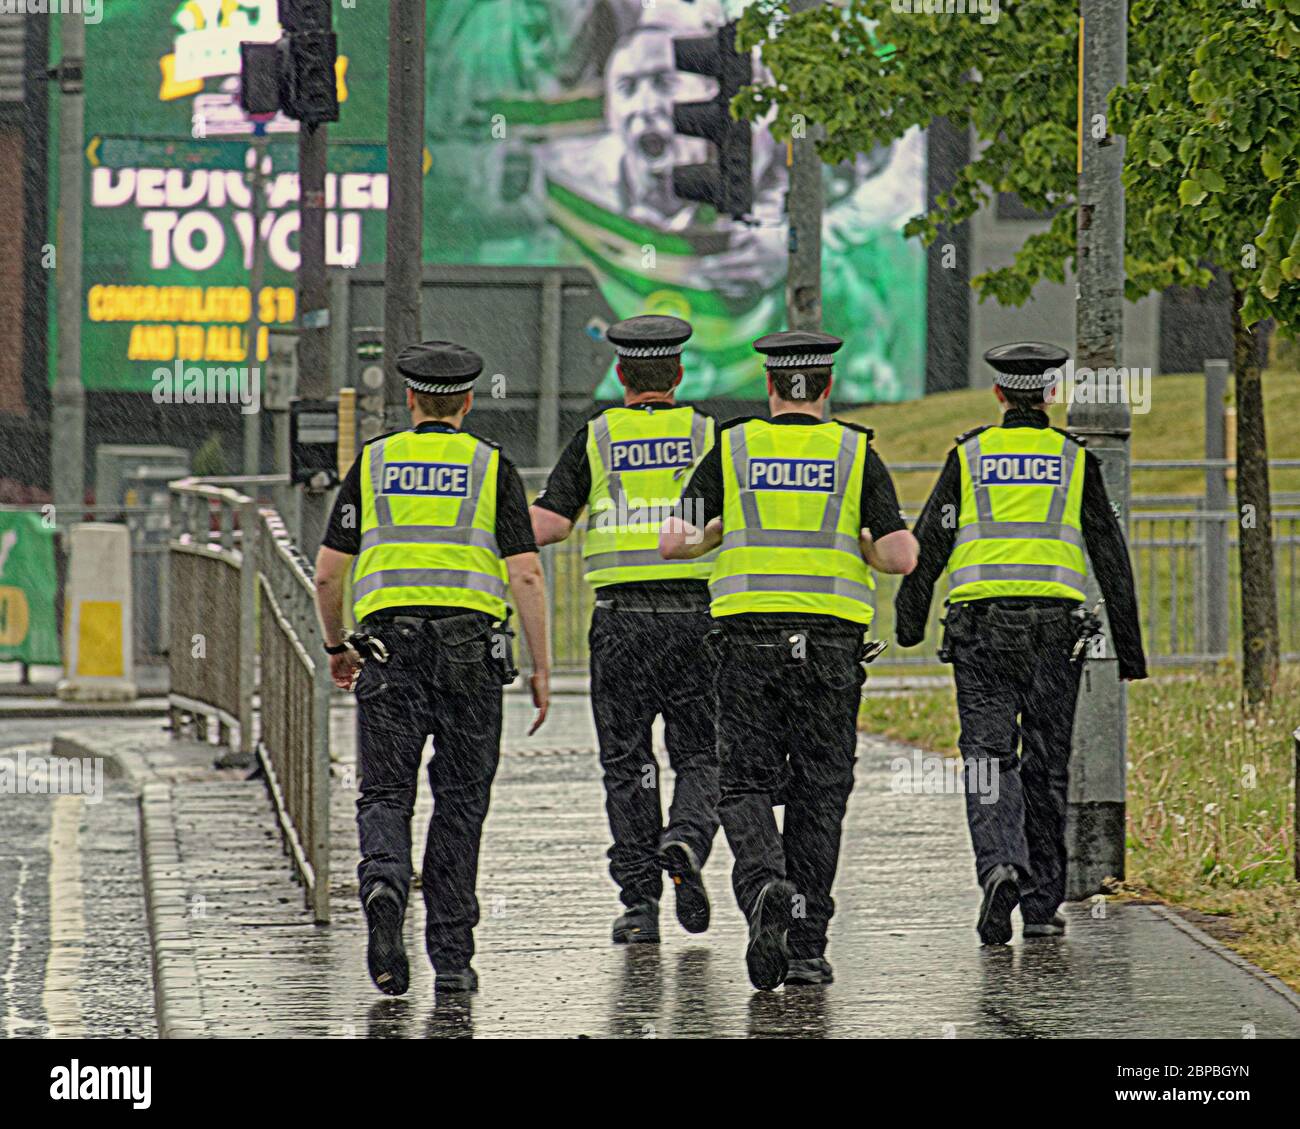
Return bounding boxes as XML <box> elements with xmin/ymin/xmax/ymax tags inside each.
<box><xmin>735</xmin><ymin>0</ymin><xmax>1300</xmax><ymax>701</ymax></box>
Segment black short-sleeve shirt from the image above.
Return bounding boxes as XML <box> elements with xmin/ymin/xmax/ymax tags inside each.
<box><xmin>322</xmin><ymin>421</ymin><xmax>538</xmax><ymax>559</ymax></box>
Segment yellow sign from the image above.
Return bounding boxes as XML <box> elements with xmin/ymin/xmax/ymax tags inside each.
<box><xmin>0</xmin><ymin>585</ymin><xmax>30</xmax><ymax>647</ymax></box>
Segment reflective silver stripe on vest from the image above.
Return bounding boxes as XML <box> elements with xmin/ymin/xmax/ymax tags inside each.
<box><xmin>369</xmin><ymin>440</ymin><xmax>392</xmax><ymax>525</ymax></box>
<box><xmin>818</xmin><ymin>428</ymin><xmax>861</xmax><ymax>534</ymax></box>
<box><xmin>590</xmin><ymin>414</ymin><xmax>624</xmax><ymax>509</ymax></box>
<box><xmin>584</xmin><ymin>548</ymin><xmax>682</xmax><ymax>572</ymax></box>
<box><xmin>964</xmin><ymin>434</ymin><xmax>994</xmax><ymax>523</ymax></box>
<box><xmin>948</xmin><ymin>563</ymin><xmax>1086</xmax><ymax>589</ymax></box>
<box><xmin>721</xmin><ymin>528</ymin><xmax>863</xmax><ymax>556</ymax></box>
<box><xmin>728</xmin><ymin>425</ymin><xmax>762</xmax><ymax>528</ymax></box>
<box><xmin>709</xmin><ymin>573</ymin><xmax>874</xmax><ymax>603</ymax></box>
<box><xmin>360</xmin><ymin>525</ymin><xmax>500</xmax><ymax>555</ymax></box>
<box><xmin>953</xmin><ymin>521</ymin><xmax>1084</xmax><ymax>549</ymax></box>
<box><xmin>1045</xmin><ymin>439</ymin><xmax>1081</xmax><ymax>524</ymax></box>
<box><xmin>690</xmin><ymin>411</ymin><xmax>708</xmax><ymax>464</ymax></box>
<box><xmin>457</xmin><ymin>441</ymin><xmax>494</xmax><ymax>526</ymax></box>
<box><xmin>352</xmin><ymin>568</ymin><xmax>507</xmax><ymax>601</ymax></box>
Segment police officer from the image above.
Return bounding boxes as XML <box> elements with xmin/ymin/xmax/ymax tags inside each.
<box><xmin>314</xmin><ymin>341</ymin><xmax>551</xmax><ymax>996</ymax></box>
<box><xmin>895</xmin><ymin>342</ymin><xmax>1147</xmax><ymax>945</ymax></box>
<box><xmin>661</xmin><ymin>331</ymin><xmax>918</xmax><ymax>989</ymax></box>
<box><xmin>531</xmin><ymin>315</ymin><xmax>720</xmax><ymax>944</ymax></box>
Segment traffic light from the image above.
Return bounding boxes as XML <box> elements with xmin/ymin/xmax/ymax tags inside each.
<box><xmin>672</xmin><ymin>21</ymin><xmax>753</xmax><ymax>220</ymax></box>
<box><xmin>238</xmin><ymin>42</ymin><xmax>281</xmax><ymax>116</ymax></box>
<box><xmin>278</xmin><ymin>0</ymin><xmax>337</xmax><ymax>125</ymax></box>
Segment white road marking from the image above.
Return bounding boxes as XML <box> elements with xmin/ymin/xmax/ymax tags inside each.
<box><xmin>42</xmin><ymin>793</ymin><xmax>86</xmax><ymax>1037</ymax></box>
<box><xmin>2</xmin><ymin>854</ymin><xmax>41</xmax><ymax>1038</ymax></box>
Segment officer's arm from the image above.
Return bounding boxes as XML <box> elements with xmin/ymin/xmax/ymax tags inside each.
<box><xmin>861</xmin><ymin>528</ymin><xmax>918</xmax><ymax>574</ymax></box>
<box><xmin>506</xmin><ymin>552</ymin><xmax>551</xmax><ymax>733</ymax></box>
<box><xmin>660</xmin><ymin>514</ymin><xmax>723</xmax><ymax>559</ymax></box>
<box><xmin>313</xmin><ymin>546</ymin><xmax>353</xmax><ymax>649</ymax></box>
<box><xmin>895</xmin><ymin>450</ymin><xmax>961</xmax><ymax>647</ymax></box>
<box><xmin>660</xmin><ymin>441</ymin><xmax>723</xmax><ymax>559</ymax></box>
<box><xmin>1079</xmin><ymin>452</ymin><xmax>1148</xmax><ymax>680</ymax></box>
<box><xmin>530</xmin><ymin>506</ymin><xmax>573</xmax><ymax>546</ymax></box>
<box><xmin>529</xmin><ymin>425</ymin><xmax>590</xmax><ymax>545</ymax></box>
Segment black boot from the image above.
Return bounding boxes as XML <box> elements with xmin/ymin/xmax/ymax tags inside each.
<box><xmin>660</xmin><ymin>841</ymin><xmax>710</xmax><ymax>935</ymax></box>
<box><xmin>364</xmin><ymin>885</ymin><xmax>409</xmax><ymax>996</ymax></box>
<box><xmin>977</xmin><ymin>864</ymin><xmax>1020</xmax><ymax>946</ymax></box>
<box><xmin>612</xmin><ymin>899</ymin><xmax>660</xmax><ymax>944</ymax></box>
<box><xmin>435</xmin><ymin>966</ymin><xmax>479</xmax><ymax>993</ymax></box>
<box><xmin>746</xmin><ymin>879</ymin><xmax>795</xmax><ymax>990</ymax></box>
<box><xmin>1023</xmin><ymin>911</ymin><xmax>1067</xmax><ymax>938</ymax></box>
<box><xmin>785</xmin><ymin>956</ymin><xmax>834</xmax><ymax>985</ymax></box>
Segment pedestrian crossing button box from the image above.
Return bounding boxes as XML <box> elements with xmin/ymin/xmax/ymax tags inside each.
<box><xmin>290</xmin><ymin>398</ymin><xmax>340</xmax><ymax>487</ymax></box>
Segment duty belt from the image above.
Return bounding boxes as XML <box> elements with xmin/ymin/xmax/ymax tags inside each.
<box><xmin>594</xmin><ymin>597</ymin><xmax>711</xmax><ymax>614</ymax></box>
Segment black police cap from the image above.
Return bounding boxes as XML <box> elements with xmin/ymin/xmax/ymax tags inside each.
<box><xmin>753</xmin><ymin>330</ymin><xmax>844</xmax><ymax>368</ymax></box>
<box><xmin>396</xmin><ymin>341</ymin><xmax>484</xmax><ymax>395</ymax></box>
<box><xmin>983</xmin><ymin>341</ymin><xmax>1070</xmax><ymax>389</ymax></box>
<box><xmin>606</xmin><ymin>315</ymin><xmax>693</xmax><ymax>358</ymax></box>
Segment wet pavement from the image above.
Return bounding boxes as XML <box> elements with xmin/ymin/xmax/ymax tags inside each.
<box><xmin>0</xmin><ymin>738</ymin><xmax>156</xmax><ymax>1039</ymax></box>
<box><xmin>27</xmin><ymin>694</ymin><xmax>1295</xmax><ymax>1039</ymax></box>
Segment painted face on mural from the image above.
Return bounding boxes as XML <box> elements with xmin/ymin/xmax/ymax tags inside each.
<box><xmin>605</xmin><ymin>28</ymin><xmax>714</xmax><ymax>172</ymax></box>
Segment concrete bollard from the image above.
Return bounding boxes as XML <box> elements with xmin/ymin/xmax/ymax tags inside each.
<box><xmin>57</xmin><ymin>522</ymin><xmax>137</xmax><ymax>702</ymax></box>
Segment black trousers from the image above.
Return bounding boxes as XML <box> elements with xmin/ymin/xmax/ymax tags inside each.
<box><xmin>714</xmin><ymin>621</ymin><xmax>864</xmax><ymax>960</ymax></box>
<box><xmin>354</xmin><ymin>613</ymin><xmax>504</xmax><ymax>973</ymax></box>
<box><xmin>945</xmin><ymin>600</ymin><xmax>1084</xmax><ymax>923</ymax></box>
<box><xmin>589</xmin><ymin>606</ymin><xmax>720</xmax><ymax>907</ymax></box>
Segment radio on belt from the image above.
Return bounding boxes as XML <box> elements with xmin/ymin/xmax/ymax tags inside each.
<box><xmin>290</xmin><ymin>398</ymin><xmax>341</xmax><ymax>487</ymax></box>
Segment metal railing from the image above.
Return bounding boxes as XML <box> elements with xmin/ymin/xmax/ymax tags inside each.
<box><xmin>166</xmin><ymin>477</ymin><xmax>330</xmax><ymax>923</ymax></box>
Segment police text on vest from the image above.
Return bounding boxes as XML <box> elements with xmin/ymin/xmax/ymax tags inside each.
<box><xmin>609</xmin><ymin>438</ymin><xmax>695</xmax><ymax>472</ymax></box>
<box><xmin>979</xmin><ymin>454</ymin><xmax>1062</xmax><ymax>485</ymax></box>
<box><xmin>748</xmin><ymin>458</ymin><xmax>836</xmax><ymax>492</ymax></box>
<box><xmin>381</xmin><ymin>462</ymin><xmax>471</xmax><ymax>497</ymax></box>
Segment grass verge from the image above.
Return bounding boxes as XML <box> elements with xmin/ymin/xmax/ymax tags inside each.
<box><xmin>859</xmin><ymin>665</ymin><xmax>1300</xmax><ymax>989</ymax></box>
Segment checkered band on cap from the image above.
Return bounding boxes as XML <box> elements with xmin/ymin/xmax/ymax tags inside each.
<box><xmin>404</xmin><ymin>375</ymin><xmax>479</xmax><ymax>394</ymax></box>
<box><xmin>993</xmin><ymin>370</ymin><xmax>1062</xmax><ymax>391</ymax></box>
<box><xmin>613</xmin><ymin>343</ymin><xmax>686</xmax><ymax>358</ymax></box>
<box><xmin>764</xmin><ymin>353</ymin><xmax>836</xmax><ymax>369</ymax></box>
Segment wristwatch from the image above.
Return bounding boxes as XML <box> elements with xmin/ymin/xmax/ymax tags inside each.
<box><xmin>323</xmin><ymin>641</ymin><xmax>350</xmax><ymax>655</ymax></box>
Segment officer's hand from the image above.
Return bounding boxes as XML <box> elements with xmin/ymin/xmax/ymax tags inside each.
<box><xmin>527</xmin><ymin>670</ymin><xmax>550</xmax><ymax>735</ymax></box>
<box><xmin>329</xmin><ymin>650</ymin><xmax>361</xmax><ymax>691</ymax></box>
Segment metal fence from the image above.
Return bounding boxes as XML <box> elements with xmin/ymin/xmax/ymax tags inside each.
<box><xmin>520</xmin><ymin>463</ymin><xmax>1300</xmax><ymax>673</ymax></box>
<box><xmin>167</xmin><ymin>477</ymin><xmax>331</xmax><ymax>923</ymax></box>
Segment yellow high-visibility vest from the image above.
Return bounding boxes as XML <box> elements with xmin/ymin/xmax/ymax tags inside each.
<box><xmin>710</xmin><ymin>419</ymin><xmax>874</xmax><ymax>624</ymax></box>
<box><xmin>583</xmin><ymin>405</ymin><xmax>715</xmax><ymax>587</ymax></box>
<box><xmin>353</xmin><ymin>429</ymin><xmax>508</xmax><ymax>621</ymax></box>
<box><xmin>948</xmin><ymin>425</ymin><xmax>1087</xmax><ymax>602</ymax></box>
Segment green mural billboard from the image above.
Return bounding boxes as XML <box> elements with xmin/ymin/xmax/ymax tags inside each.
<box><xmin>59</xmin><ymin>0</ymin><xmax>925</xmax><ymax>402</ymax></box>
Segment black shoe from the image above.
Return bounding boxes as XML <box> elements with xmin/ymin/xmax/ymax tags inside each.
<box><xmin>1023</xmin><ymin>911</ymin><xmax>1067</xmax><ymax>938</ymax></box>
<box><xmin>746</xmin><ymin>879</ymin><xmax>795</xmax><ymax>991</ymax></box>
<box><xmin>660</xmin><ymin>841</ymin><xmax>710</xmax><ymax>935</ymax></box>
<box><xmin>364</xmin><ymin>886</ymin><xmax>409</xmax><ymax>996</ymax></box>
<box><xmin>435</xmin><ymin>966</ymin><xmax>479</xmax><ymax>994</ymax></box>
<box><xmin>612</xmin><ymin>899</ymin><xmax>660</xmax><ymax>945</ymax></box>
<box><xmin>785</xmin><ymin>956</ymin><xmax>834</xmax><ymax>985</ymax></box>
<box><xmin>977</xmin><ymin>864</ymin><xmax>1020</xmax><ymax>946</ymax></box>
